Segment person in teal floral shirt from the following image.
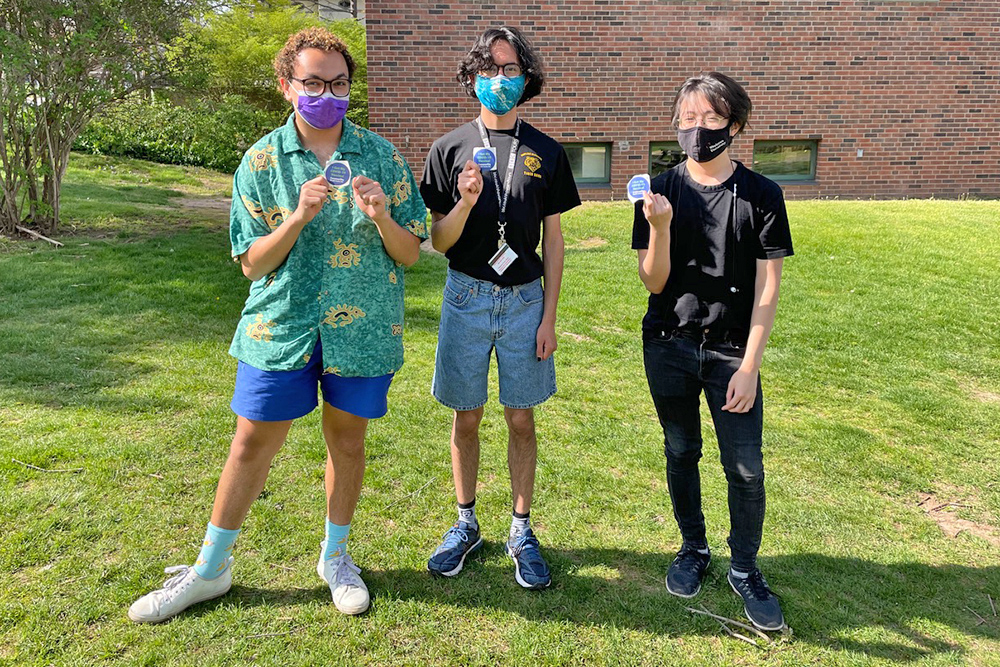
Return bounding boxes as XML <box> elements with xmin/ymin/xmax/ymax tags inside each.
<box><xmin>129</xmin><ymin>27</ymin><xmax>428</xmax><ymax>623</ymax></box>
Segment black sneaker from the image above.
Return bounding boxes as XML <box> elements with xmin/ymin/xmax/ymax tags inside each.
<box><xmin>728</xmin><ymin>568</ymin><xmax>785</xmax><ymax>631</ymax></box>
<box><xmin>665</xmin><ymin>545</ymin><xmax>711</xmax><ymax>598</ymax></box>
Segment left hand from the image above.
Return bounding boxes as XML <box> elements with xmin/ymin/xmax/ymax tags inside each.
<box><xmin>352</xmin><ymin>175</ymin><xmax>389</xmax><ymax>223</ymax></box>
<box><xmin>536</xmin><ymin>321</ymin><xmax>557</xmax><ymax>361</ymax></box>
<box><xmin>721</xmin><ymin>366</ymin><xmax>759</xmax><ymax>413</ymax></box>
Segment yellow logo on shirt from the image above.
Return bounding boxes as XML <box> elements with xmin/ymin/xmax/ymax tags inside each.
<box><xmin>324</xmin><ymin>305</ymin><xmax>366</xmax><ymax>329</ymax></box>
<box><xmin>522</xmin><ymin>152</ymin><xmax>542</xmax><ymax>179</ymax></box>
<box><xmin>330</xmin><ymin>239</ymin><xmax>361</xmax><ymax>268</ymax></box>
<box><xmin>246</xmin><ymin>314</ymin><xmax>275</xmax><ymax>342</ymax></box>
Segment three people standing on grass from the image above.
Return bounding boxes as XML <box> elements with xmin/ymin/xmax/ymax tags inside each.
<box><xmin>129</xmin><ymin>25</ymin><xmax>792</xmax><ymax>633</ymax></box>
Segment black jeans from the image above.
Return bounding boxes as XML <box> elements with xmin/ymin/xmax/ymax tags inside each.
<box><xmin>643</xmin><ymin>330</ymin><xmax>766</xmax><ymax>572</ymax></box>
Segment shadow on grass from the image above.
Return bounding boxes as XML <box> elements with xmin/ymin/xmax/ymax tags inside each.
<box><xmin>190</xmin><ymin>548</ymin><xmax>1000</xmax><ymax>662</ymax></box>
<box><xmin>0</xmin><ymin>226</ymin><xmax>448</xmax><ymax>411</ymax></box>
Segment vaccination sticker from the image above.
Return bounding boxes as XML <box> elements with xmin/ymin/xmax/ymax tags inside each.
<box><xmin>325</xmin><ymin>160</ymin><xmax>352</xmax><ymax>188</ymax></box>
<box><xmin>627</xmin><ymin>173</ymin><xmax>651</xmax><ymax>203</ymax></box>
<box><xmin>473</xmin><ymin>146</ymin><xmax>497</xmax><ymax>171</ymax></box>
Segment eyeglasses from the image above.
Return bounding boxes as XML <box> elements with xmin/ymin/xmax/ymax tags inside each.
<box><xmin>478</xmin><ymin>62</ymin><xmax>523</xmax><ymax>78</ymax></box>
<box><xmin>291</xmin><ymin>76</ymin><xmax>352</xmax><ymax>98</ymax></box>
<box><xmin>676</xmin><ymin>113</ymin><xmax>729</xmax><ymax>130</ymax></box>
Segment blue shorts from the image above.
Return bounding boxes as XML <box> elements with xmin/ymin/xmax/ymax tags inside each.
<box><xmin>231</xmin><ymin>341</ymin><xmax>393</xmax><ymax>421</ymax></box>
<box><xmin>432</xmin><ymin>269</ymin><xmax>556</xmax><ymax>411</ymax></box>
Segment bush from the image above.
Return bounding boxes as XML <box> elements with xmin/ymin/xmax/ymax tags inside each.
<box><xmin>74</xmin><ymin>93</ymin><xmax>290</xmax><ymax>174</ymax></box>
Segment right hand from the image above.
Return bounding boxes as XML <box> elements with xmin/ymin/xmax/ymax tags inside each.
<box><xmin>457</xmin><ymin>160</ymin><xmax>484</xmax><ymax>207</ymax></box>
<box><xmin>295</xmin><ymin>174</ymin><xmax>330</xmax><ymax>224</ymax></box>
<box><xmin>643</xmin><ymin>191</ymin><xmax>673</xmax><ymax>232</ymax></box>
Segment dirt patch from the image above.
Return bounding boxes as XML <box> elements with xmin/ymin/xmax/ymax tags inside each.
<box><xmin>176</xmin><ymin>196</ymin><xmax>232</xmax><ymax>212</ymax></box>
<box><xmin>561</xmin><ymin>331</ymin><xmax>593</xmax><ymax>342</ymax></box>
<box><xmin>569</xmin><ymin>236</ymin><xmax>608</xmax><ymax>249</ymax></box>
<box><xmin>917</xmin><ymin>492</ymin><xmax>1000</xmax><ymax>547</ymax></box>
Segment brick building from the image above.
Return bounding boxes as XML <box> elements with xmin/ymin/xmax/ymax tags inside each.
<box><xmin>366</xmin><ymin>0</ymin><xmax>999</xmax><ymax>200</ymax></box>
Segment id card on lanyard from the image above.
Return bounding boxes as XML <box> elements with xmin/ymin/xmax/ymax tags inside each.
<box><xmin>476</xmin><ymin>117</ymin><xmax>521</xmax><ymax>276</ymax></box>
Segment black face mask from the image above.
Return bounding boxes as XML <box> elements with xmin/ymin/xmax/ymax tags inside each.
<box><xmin>677</xmin><ymin>123</ymin><xmax>733</xmax><ymax>163</ymax></box>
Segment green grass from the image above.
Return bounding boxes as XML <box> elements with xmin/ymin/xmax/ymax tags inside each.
<box><xmin>1</xmin><ymin>154</ymin><xmax>999</xmax><ymax>666</ymax></box>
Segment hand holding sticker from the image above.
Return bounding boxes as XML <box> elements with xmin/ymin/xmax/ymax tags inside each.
<box><xmin>325</xmin><ymin>159</ymin><xmax>352</xmax><ymax>188</ymax></box>
<box><xmin>627</xmin><ymin>173</ymin><xmax>651</xmax><ymax>203</ymax></box>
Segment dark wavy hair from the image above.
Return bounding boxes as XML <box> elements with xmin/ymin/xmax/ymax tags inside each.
<box><xmin>671</xmin><ymin>72</ymin><xmax>752</xmax><ymax>134</ymax></box>
<box><xmin>457</xmin><ymin>26</ymin><xmax>545</xmax><ymax>106</ymax></box>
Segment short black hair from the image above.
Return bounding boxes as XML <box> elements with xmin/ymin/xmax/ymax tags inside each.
<box><xmin>671</xmin><ymin>72</ymin><xmax>752</xmax><ymax>134</ymax></box>
<box><xmin>457</xmin><ymin>26</ymin><xmax>545</xmax><ymax>106</ymax></box>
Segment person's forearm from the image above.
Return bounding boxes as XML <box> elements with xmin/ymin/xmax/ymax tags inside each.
<box><xmin>241</xmin><ymin>212</ymin><xmax>308</xmax><ymax>281</ymax></box>
<box><xmin>372</xmin><ymin>212</ymin><xmax>421</xmax><ymax>267</ymax></box>
<box><xmin>741</xmin><ymin>259</ymin><xmax>783</xmax><ymax>372</ymax></box>
<box><xmin>639</xmin><ymin>226</ymin><xmax>671</xmax><ymax>293</ymax></box>
<box><xmin>430</xmin><ymin>200</ymin><xmax>473</xmax><ymax>253</ymax></box>
<box><xmin>541</xmin><ymin>221</ymin><xmax>564</xmax><ymax>325</ymax></box>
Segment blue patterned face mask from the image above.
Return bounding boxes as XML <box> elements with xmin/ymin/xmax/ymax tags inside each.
<box><xmin>474</xmin><ymin>74</ymin><xmax>526</xmax><ymax>116</ymax></box>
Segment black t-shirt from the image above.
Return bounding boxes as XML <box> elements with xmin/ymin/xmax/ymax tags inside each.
<box><xmin>631</xmin><ymin>160</ymin><xmax>794</xmax><ymax>344</ymax></box>
<box><xmin>420</xmin><ymin>120</ymin><xmax>581</xmax><ymax>286</ymax></box>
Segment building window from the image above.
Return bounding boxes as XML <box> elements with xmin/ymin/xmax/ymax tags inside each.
<box><xmin>563</xmin><ymin>143</ymin><xmax>611</xmax><ymax>184</ymax></box>
<box><xmin>752</xmin><ymin>140</ymin><xmax>818</xmax><ymax>181</ymax></box>
<box><xmin>650</xmin><ymin>141</ymin><xmax>685</xmax><ymax>177</ymax></box>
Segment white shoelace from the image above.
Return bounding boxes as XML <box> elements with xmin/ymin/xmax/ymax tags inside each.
<box><xmin>332</xmin><ymin>554</ymin><xmax>362</xmax><ymax>587</ymax></box>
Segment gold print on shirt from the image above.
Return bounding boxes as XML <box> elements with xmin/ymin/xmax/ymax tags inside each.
<box><xmin>241</xmin><ymin>195</ymin><xmax>264</xmax><ymax>219</ymax></box>
<box><xmin>246</xmin><ymin>314</ymin><xmax>275</xmax><ymax>342</ymax></box>
<box><xmin>522</xmin><ymin>151</ymin><xmax>543</xmax><ymax>179</ymax></box>
<box><xmin>391</xmin><ymin>323</ymin><xmax>402</xmax><ymax>336</ymax></box>
<box><xmin>405</xmin><ymin>218</ymin><xmax>429</xmax><ymax>238</ymax></box>
<box><xmin>327</xmin><ymin>187</ymin><xmax>353</xmax><ymax>206</ymax></box>
<box><xmin>390</xmin><ymin>178</ymin><xmax>411</xmax><ymax>207</ymax></box>
<box><xmin>330</xmin><ymin>239</ymin><xmax>361</xmax><ymax>268</ymax></box>
<box><xmin>388</xmin><ymin>270</ymin><xmax>397</xmax><ymax>284</ymax></box>
<box><xmin>263</xmin><ymin>205</ymin><xmax>292</xmax><ymax>231</ymax></box>
<box><xmin>324</xmin><ymin>366</ymin><xmax>342</xmax><ymax>376</ymax></box>
<box><xmin>392</xmin><ymin>150</ymin><xmax>405</xmax><ymax>169</ymax></box>
<box><xmin>248</xmin><ymin>145</ymin><xmax>278</xmax><ymax>172</ymax></box>
<box><xmin>324</xmin><ymin>305</ymin><xmax>366</xmax><ymax>329</ymax></box>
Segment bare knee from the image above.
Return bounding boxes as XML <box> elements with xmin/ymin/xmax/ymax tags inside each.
<box><xmin>453</xmin><ymin>408</ymin><xmax>484</xmax><ymax>440</ymax></box>
<box><xmin>504</xmin><ymin>408</ymin><xmax>536</xmax><ymax>445</ymax></box>
<box><xmin>229</xmin><ymin>419</ymin><xmax>288</xmax><ymax>465</ymax></box>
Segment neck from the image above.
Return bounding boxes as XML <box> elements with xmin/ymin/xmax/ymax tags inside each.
<box><xmin>294</xmin><ymin>113</ymin><xmax>344</xmax><ymax>157</ymax></box>
<box><xmin>686</xmin><ymin>151</ymin><xmax>735</xmax><ymax>185</ymax></box>
<box><xmin>480</xmin><ymin>106</ymin><xmax>518</xmax><ymax>130</ymax></box>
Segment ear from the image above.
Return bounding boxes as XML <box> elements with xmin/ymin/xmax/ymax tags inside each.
<box><xmin>729</xmin><ymin>122</ymin><xmax>741</xmax><ymax>137</ymax></box>
<box><xmin>279</xmin><ymin>78</ymin><xmax>295</xmax><ymax>104</ymax></box>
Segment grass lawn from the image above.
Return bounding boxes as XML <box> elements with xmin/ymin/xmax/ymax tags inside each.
<box><xmin>1</xmin><ymin>153</ymin><xmax>999</xmax><ymax>666</ymax></box>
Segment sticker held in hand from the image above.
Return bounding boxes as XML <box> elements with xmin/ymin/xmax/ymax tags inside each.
<box><xmin>473</xmin><ymin>146</ymin><xmax>497</xmax><ymax>171</ymax></box>
<box><xmin>627</xmin><ymin>173</ymin><xmax>651</xmax><ymax>203</ymax></box>
<box><xmin>325</xmin><ymin>160</ymin><xmax>352</xmax><ymax>188</ymax></box>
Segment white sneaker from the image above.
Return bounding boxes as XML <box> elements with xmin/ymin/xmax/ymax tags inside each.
<box><xmin>317</xmin><ymin>541</ymin><xmax>370</xmax><ymax>615</ymax></box>
<box><xmin>128</xmin><ymin>557</ymin><xmax>233</xmax><ymax>623</ymax></box>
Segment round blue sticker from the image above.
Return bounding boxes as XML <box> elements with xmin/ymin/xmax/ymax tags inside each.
<box><xmin>473</xmin><ymin>147</ymin><xmax>497</xmax><ymax>171</ymax></box>
<box><xmin>325</xmin><ymin>160</ymin><xmax>352</xmax><ymax>187</ymax></box>
<box><xmin>627</xmin><ymin>174</ymin><xmax>651</xmax><ymax>202</ymax></box>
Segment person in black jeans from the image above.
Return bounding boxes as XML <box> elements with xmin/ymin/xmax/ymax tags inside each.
<box><xmin>632</xmin><ymin>71</ymin><xmax>794</xmax><ymax>631</ymax></box>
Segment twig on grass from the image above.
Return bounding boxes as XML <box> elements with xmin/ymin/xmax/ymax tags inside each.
<box><xmin>247</xmin><ymin>627</ymin><xmax>302</xmax><ymax>639</ymax></box>
<box><xmin>12</xmin><ymin>458</ymin><xmax>83</xmax><ymax>474</ymax></box>
<box><xmin>965</xmin><ymin>606</ymin><xmax>988</xmax><ymax>626</ymax></box>
<box><xmin>988</xmin><ymin>594</ymin><xmax>996</xmax><ymax>617</ymax></box>
<box><xmin>929</xmin><ymin>502</ymin><xmax>971</xmax><ymax>512</ymax></box>
<box><xmin>711</xmin><ymin>616</ymin><xmax>758</xmax><ymax>646</ymax></box>
<box><xmin>378</xmin><ymin>476</ymin><xmax>436</xmax><ymax>513</ymax></box>
<box><xmin>15</xmin><ymin>225</ymin><xmax>63</xmax><ymax>247</ymax></box>
<box><xmin>268</xmin><ymin>563</ymin><xmax>294</xmax><ymax>571</ymax></box>
<box><xmin>149</xmin><ymin>473</ymin><xmax>164</xmax><ymax>479</ymax></box>
<box><xmin>687</xmin><ymin>604</ymin><xmax>773</xmax><ymax>643</ymax></box>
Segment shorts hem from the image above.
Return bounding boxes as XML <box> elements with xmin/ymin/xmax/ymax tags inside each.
<box><xmin>432</xmin><ymin>393</ymin><xmax>488</xmax><ymax>412</ymax></box>
<box><xmin>231</xmin><ymin>402</ymin><xmax>315</xmax><ymax>422</ymax></box>
<box><xmin>322</xmin><ymin>398</ymin><xmax>388</xmax><ymax>420</ymax></box>
<box><xmin>499</xmin><ymin>387</ymin><xmax>556</xmax><ymax>410</ymax></box>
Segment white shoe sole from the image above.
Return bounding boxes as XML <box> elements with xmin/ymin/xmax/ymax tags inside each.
<box><xmin>428</xmin><ymin>537</ymin><xmax>483</xmax><ymax>577</ymax></box>
<box><xmin>127</xmin><ymin>579</ymin><xmax>232</xmax><ymax>624</ymax></box>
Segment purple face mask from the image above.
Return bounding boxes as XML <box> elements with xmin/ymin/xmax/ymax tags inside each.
<box><xmin>296</xmin><ymin>92</ymin><xmax>349</xmax><ymax>130</ymax></box>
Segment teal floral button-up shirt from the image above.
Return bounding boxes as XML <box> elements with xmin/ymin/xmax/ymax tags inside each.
<box><xmin>229</xmin><ymin>116</ymin><xmax>429</xmax><ymax>377</ymax></box>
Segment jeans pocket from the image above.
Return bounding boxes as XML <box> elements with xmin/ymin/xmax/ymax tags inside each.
<box><xmin>443</xmin><ymin>281</ymin><xmax>474</xmax><ymax>308</ymax></box>
<box><xmin>515</xmin><ymin>280</ymin><xmax>544</xmax><ymax>307</ymax></box>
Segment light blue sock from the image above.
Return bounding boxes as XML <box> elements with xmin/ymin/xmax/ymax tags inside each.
<box><xmin>324</xmin><ymin>519</ymin><xmax>350</xmax><ymax>560</ymax></box>
<box><xmin>194</xmin><ymin>522</ymin><xmax>240</xmax><ymax>579</ymax></box>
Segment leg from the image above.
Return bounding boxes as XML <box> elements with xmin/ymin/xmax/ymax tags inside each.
<box><xmin>504</xmin><ymin>407</ymin><xmax>537</xmax><ymax>515</ymax></box>
<box><xmin>211</xmin><ymin>416</ymin><xmax>292</xmax><ymax>529</ymax></box>
<box><xmin>452</xmin><ymin>407</ymin><xmax>484</xmax><ymax>505</ymax></box>
<box><xmin>322</xmin><ymin>402</ymin><xmax>370</xmax><ymax>526</ymax></box>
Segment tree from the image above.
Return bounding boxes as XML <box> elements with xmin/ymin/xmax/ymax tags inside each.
<box><xmin>0</xmin><ymin>0</ymin><xmax>199</xmax><ymax>236</ymax></box>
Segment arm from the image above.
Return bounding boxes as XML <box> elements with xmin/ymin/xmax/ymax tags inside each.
<box><xmin>353</xmin><ymin>175</ymin><xmax>422</xmax><ymax>267</ymax></box>
<box><xmin>536</xmin><ymin>213</ymin><xmax>564</xmax><ymax>361</ymax></box>
<box><xmin>636</xmin><ymin>191</ymin><xmax>673</xmax><ymax>293</ymax></box>
<box><xmin>239</xmin><ymin>174</ymin><xmax>328</xmax><ymax>282</ymax></box>
<box><xmin>722</xmin><ymin>257</ymin><xmax>784</xmax><ymax>413</ymax></box>
<box><xmin>430</xmin><ymin>160</ymin><xmax>483</xmax><ymax>253</ymax></box>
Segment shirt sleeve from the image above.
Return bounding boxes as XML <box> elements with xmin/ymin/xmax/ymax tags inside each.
<box><xmin>543</xmin><ymin>145</ymin><xmax>582</xmax><ymax>217</ymax></box>
<box><xmin>419</xmin><ymin>139</ymin><xmax>459</xmax><ymax>217</ymax></box>
<box><xmin>755</xmin><ymin>180</ymin><xmax>794</xmax><ymax>260</ymax></box>
<box><xmin>229</xmin><ymin>163</ymin><xmax>271</xmax><ymax>260</ymax></box>
<box><xmin>387</xmin><ymin>148</ymin><xmax>430</xmax><ymax>240</ymax></box>
<box><xmin>631</xmin><ymin>199</ymin><xmax>650</xmax><ymax>250</ymax></box>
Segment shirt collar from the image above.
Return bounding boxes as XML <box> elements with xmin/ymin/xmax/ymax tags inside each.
<box><xmin>279</xmin><ymin>113</ymin><xmax>362</xmax><ymax>157</ymax></box>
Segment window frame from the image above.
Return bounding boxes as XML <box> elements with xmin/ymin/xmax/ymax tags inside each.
<box><xmin>562</xmin><ymin>142</ymin><xmax>612</xmax><ymax>185</ymax></box>
<box><xmin>752</xmin><ymin>139</ymin><xmax>819</xmax><ymax>182</ymax></box>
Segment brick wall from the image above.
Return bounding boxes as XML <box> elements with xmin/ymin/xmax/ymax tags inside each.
<box><xmin>367</xmin><ymin>1</ymin><xmax>1000</xmax><ymax>200</ymax></box>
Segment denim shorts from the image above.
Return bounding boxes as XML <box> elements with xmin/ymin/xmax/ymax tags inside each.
<box><xmin>231</xmin><ymin>340</ymin><xmax>393</xmax><ymax>421</ymax></box>
<box><xmin>432</xmin><ymin>269</ymin><xmax>556</xmax><ymax>410</ymax></box>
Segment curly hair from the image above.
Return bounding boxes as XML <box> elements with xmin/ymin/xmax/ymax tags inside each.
<box><xmin>273</xmin><ymin>27</ymin><xmax>355</xmax><ymax>81</ymax></box>
<box><xmin>671</xmin><ymin>72</ymin><xmax>753</xmax><ymax>134</ymax></box>
<box><xmin>457</xmin><ymin>26</ymin><xmax>545</xmax><ymax>107</ymax></box>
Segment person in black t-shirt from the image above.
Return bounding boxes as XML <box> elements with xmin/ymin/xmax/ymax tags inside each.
<box><xmin>632</xmin><ymin>72</ymin><xmax>793</xmax><ymax>631</ymax></box>
<box><xmin>420</xmin><ymin>26</ymin><xmax>580</xmax><ymax>590</ymax></box>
